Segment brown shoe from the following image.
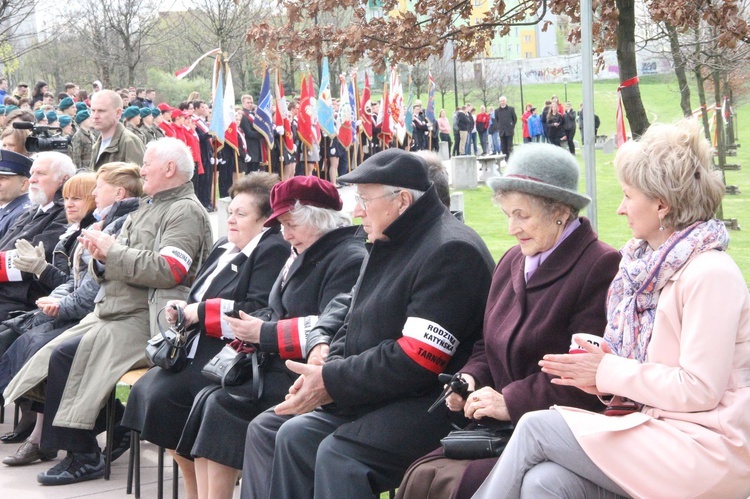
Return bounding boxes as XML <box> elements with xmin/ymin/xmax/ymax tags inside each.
<box><xmin>3</xmin><ymin>440</ymin><xmax>58</xmax><ymax>466</ymax></box>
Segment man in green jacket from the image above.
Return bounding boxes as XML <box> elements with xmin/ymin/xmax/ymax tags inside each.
<box><xmin>4</xmin><ymin>137</ymin><xmax>212</xmax><ymax>485</ymax></box>
<box><xmin>90</xmin><ymin>90</ymin><xmax>144</xmax><ymax>170</ymax></box>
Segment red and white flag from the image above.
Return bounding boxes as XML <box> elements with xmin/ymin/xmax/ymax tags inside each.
<box><xmin>275</xmin><ymin>72</ymin><xmax>295</xmax><ymax>152</ymax></box>
<box><xmin>615</xmin><ymin>76</ymin><xmax>639</xmax><ymax>148</ymax></box>
<box><xmin>175</xmin><ymin>48</ymin><xmax>221</xmax><ymax>80</ymax></box>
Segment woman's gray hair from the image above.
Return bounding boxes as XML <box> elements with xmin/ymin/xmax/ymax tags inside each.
<box><xmin>615</xmin><ymin>119</ymin><xmax>724</xmax><ymax>230</ymax></box>
<box><xmin>145</xmin><ymin>137</ymin><xmax>194</xmax><ymax>181</ymax></box>
<box><xmin>289</xmin><ymin>200</ymin><xmax>351</xmax><ymax>238</ymax></box>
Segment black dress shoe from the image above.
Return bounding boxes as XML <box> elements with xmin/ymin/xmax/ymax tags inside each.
<box><xmin>3</xmin><ymin>440</ymin><xmax>57</xmax><ymax>466</ymax></box>
<box><xmin>0</xmin><ymin>426</ymin><xmax>33</xmax><ymax>444</ymax></box>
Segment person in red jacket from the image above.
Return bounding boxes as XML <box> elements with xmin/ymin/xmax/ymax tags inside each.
<box><xmin>475</xmin><ymin>106</ymin><xmax>491</xmax><ymax>155</ymax></box>
<box><xmin>521</xmin><ymin>103</ymin><xmax>533</xmax><ymax>144</ymax></box>
<box><xmin>156</xmin><ymin>103</ymin><xmax>176</xmax><ymax>138</ymax></box>
<box><xmin>183</xmin><ymin>112</ymin><xmax>204</xmax><ymax>180</ymax></box>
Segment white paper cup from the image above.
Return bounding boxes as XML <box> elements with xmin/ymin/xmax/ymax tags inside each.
<box><xmin>569</xmin><ymin>333</ymin><xmax>603</xmax><ymax>354</ymax></box>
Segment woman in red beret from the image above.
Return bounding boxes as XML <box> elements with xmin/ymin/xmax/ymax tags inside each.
<box><xmin>130</xmin><ymin>175</ymin><xmax>367</xmax><ymax>499</ymax></box>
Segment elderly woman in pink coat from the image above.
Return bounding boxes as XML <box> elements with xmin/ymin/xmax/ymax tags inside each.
<box><xmin>473</xmin><ymin>119</ymin><xmax>750</xmax><ymax>499</ymax></box>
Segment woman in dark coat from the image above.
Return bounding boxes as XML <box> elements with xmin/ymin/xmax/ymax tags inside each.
<box><xmin>546</xmin><ymin>105</ymin><xmax>564</xmax><ymax>147</ymax></box>
<box><xmin>174</xmin><ymin>176</ymin><xmax>366</xmax><ymax>499</ymax></box>
<box><xmin>396</xmin><ymin>143</ymin><xmax>621</xmax><ymax>499</ymax></box>
<box><xmin>126</xmin><ymin>177</ymin><xmax>364</xmax><ymax>497</ymax></box>
<box><xmin>121</xmin><ymin>172</ymin><xmax>290</xmax><ymax>496</ymax></box>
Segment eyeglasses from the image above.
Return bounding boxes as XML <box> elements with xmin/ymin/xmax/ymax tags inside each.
<box><xmin>353</xmin><ymin>191</ymin><xmax>399</xmax><ymax>211</ymax></box>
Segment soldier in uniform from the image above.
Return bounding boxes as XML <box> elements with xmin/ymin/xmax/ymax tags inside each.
<box><xmin>122</xmin><ymin>106</ymin><xmax>147</xmax><ymax>145</ymax></box>
<box><xmin>69</xmin><ymin>110</ymin><xmax>96</xmax><ymax>170</ymax></box>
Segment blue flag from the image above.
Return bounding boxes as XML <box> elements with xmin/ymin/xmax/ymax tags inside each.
<box><xmin>209</xmin><ymin>58</ymin><xmax>226</xmax><ymax>143</ymax></box>
<box><xmin>404</xmin><ymin>80</ymin><xmax>414</xmax><ymax>137</ymax></box>
<box><xmin>348</xmin><ymin>79</ymin><xmax>357</xmax><ymax>143</ymax></box>
<box><xmin>426</xmin><ymin>72</ymin><xmax>436</xmax><ymax>123</ymax></box>
<box><xmin>317</xmin><ymin>57</ymin><xmax>336</xmax><ymax>138</ymax></box>
<box><xmin>253</xmin><ymin>66</ymin><xmax>275</xmax><ymax>148</ymax></box>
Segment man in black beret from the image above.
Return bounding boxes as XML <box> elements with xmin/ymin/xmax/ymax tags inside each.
<box><xmin>242</xmin><ymin>149</ymin><xmax>495</xmax><ymax>498</ymax></box>
<box><xmin>0</xmin><ymin>150</ymin><xmax>33</xmax><ymax>238</ymax></box>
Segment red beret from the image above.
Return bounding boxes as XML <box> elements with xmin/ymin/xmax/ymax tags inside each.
<box><xmin>265</xmin><ymin>176</ymin><xmax>343</xmax><ymax>227</ymax></box>
<box><xmin>157</xmin><ymin>103</ymin><xmax>175</xmax><ymax>112</ymax></box>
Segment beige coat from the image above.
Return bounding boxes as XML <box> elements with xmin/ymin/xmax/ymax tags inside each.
<box><xmin>557</xmin><ymin>250</ymin><xmax>750</xmax><ymax>498</ymax></box>
<box><xmin>4</xmin><ymin>183</ymin><xmax>212</xmax><ymax>429</ymax></box>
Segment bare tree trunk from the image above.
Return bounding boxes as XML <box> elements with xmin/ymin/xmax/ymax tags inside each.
<box><xmin>694</xmin><ymin>65</ymin><xmax>711</xmax><ymax>141</ymax></box>
<box><xmin>724</xmin><ymin>76</ymin><xmax>735</xmax><ymax>145</ymax></box>
<box><xmin>615</xmin><ymin>0</ymin><xmax>650</xmax><ymax>138</ymax></box>
<box><xmin>665</xmin><ymin>21</ymin><xmax>691</xmax><ymax>117</ymax></box>
<box><xmin>713</xmin><ymin>65</ymin><xmax>726</xmax><ymax>220</ymax></box>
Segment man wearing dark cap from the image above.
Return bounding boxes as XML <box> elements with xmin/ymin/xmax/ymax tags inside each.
<box><xmin>90</xmin><ymin>90</ymin><xmax>144</xmax><ymax>170</ymax></box>
<box><xmin>0</xmin><ymin>150</ymin><xmax>33</xmax><ymax>237</ymax></box>
<box><xmin>242</xmin><ymin>148</ymin><xmax>495</xmax><ymax>499</ymax></box>
<box><xmin>122</xmin><ymin>105</ymin><xmax>147</xmax><ymax>145</ymax></box>
<box><xmin>58</xmin><ymin>97</ymin><xmax>75</xmax><ymax>117</ymax></box>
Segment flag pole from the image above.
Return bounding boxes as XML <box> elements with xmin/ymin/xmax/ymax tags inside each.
<box><xmin>277</xmin><ymin>68</ymin><xmax>285</xmax><ymax>181</ymax></box>
<box><xmin>211</xmin><ymin>140</ymin><xmax>218</xmax><ymax>208</ymax></box>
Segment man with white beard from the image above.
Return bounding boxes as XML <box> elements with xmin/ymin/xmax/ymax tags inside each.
<box><xmin>0</xmin><ymin>151</ymin><xmax>74</xmax><ymax>320</ymax></box>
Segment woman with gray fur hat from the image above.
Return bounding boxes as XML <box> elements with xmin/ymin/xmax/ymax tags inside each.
<box><xmin>397</xmin><ymin>142</ymin><xmax>620</xmax><ymax>499</ymax></box>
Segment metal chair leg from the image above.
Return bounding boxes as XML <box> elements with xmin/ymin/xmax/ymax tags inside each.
<box><xmin>127</xmin><ymin>430</ymin><xmax>137</xmax><ymax>494</ymax></box>
<box><xmin>158</xmin><ymin>446</ymin><xmax>165</xmax><ymax>499</ymax></box>
<box><xmin>104</xmin><ymin>388</ymin><xmax>116</xmax><ymax>480</ymax></box>
<box><xmin>134</xmin><ymin>434</ymin><xmax>141</xmax><ymax>499</ymax></box>
<box><xmin>172</xmin><ymin>458</ymin><xmax>179</xmax><ymax>499</ymax></box>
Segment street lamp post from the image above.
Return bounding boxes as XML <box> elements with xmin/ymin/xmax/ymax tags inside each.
<box><xmin>564</xmin><ymin>77</ymin><xmax>568</xmax><ymax>102</ymax></box>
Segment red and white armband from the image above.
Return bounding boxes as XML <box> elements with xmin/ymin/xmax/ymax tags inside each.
<box><xmin>0</xmin><ymin>250</ymin><xmax>22</xmax><ymax>282</ymax></box>
<box><xmin>277</xmin><ymin>315</ymin><xmax>319</xmax><ymax>359</ymax></box>
<box><xmin>397</xmin><ymin>317</ymin><xmax>458</xmax><ymax>374</ymax></box>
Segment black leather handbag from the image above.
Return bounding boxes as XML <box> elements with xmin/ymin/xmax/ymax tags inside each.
<box><xmin>440</xmin><ymin>422</ymin><xmax>514</xmax><ymax>460</ymax></box>
<box><xmin>201</xmin><ymin>342</ymin><xmax>265</xmax><ymax>401</ymax></box>
<box><xmin>145</xmin><ymin>306</ymin><xmax>193</xmax><ymax>373</ymax></box>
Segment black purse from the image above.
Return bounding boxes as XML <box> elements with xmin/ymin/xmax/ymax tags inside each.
<box><xmin>201</xmin><ymin>342</ymin><xmax>265</xmax><ymax>402</ymax></box>
<box><xmin>440</xmin><ymin>422</ymin><xmax>514</xmax><ymax>460</ymax></box>
<box><xmin>145</xmin><ymin>306</ymin><xmax>193</xmax><ymax>373</ymax></box>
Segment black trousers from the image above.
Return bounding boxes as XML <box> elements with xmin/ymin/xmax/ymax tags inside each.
<box><xmin>40</xmin><ymin>335</ymin><xmax>120</xmax><ymax>453</ymax></box>
<box><xmin>242</xmin><ymin>408</ymin><xmax>410</xmax><ymax>499</ymax></box>
<box><xmin>193</xmin><ymin>165</ymin><xmax>213</xmax><ymax>209</ymax></box>
<box><xmin>500</xmin><ymin>134</ymin><xmax>514</xmax><ymax>157</ymax></box>
<box><xmin>566</xmin><ymin>127</ymin><xmax>576</xmax><ymax>154</ymax></box>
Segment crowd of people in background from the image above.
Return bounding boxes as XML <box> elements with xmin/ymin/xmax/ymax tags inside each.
<box><xmin>0</xmin><ymin>77</ymin><xmax>608</xmax><ymax>211</ymax></box>
<box><xmin>439</xmin><ymin>94</ymin><xmax>602</xmax><ymax>159</ymax></box>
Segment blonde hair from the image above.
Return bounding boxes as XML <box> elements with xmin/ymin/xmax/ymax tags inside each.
<box><xmin>96</xmin><ymin>162</ymin><xmax>144</xmax><ymax>198</ymax></box>
<box><xmin>615</xmin><ymin>119</ymin><xmax>725</xmax><ymax>230</ymax></box>
<box><xmin>63</xmin><ymin>172</ymin><xmax>97</xmax><ymax>214</ymax></box>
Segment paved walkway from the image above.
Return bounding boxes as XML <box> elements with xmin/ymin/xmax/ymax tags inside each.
<box><xmin>0</xmin><ymin>401</ymin><xmax>193</xmax><ymax>498</ymax></box>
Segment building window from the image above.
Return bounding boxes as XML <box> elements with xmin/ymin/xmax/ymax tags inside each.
<box><xmin>525</xmin><ymin>51</ymin><xmax>533</xmax><ymax>58</ymax></box>
<box><xmin>524</xmin><ymin>34</ymin><xmax>531</xmax><ymax>43</ymax></box>
<box><xmin>474</xmin><ymin>0</ymin><xmax>482</xmax><ymax>6</ymax></box>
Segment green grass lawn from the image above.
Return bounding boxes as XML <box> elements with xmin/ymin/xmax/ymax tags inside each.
<box><xmin>459</xmin><ymin>74</ymin><xmax>750</xmax><ymax>282</ymax></box>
